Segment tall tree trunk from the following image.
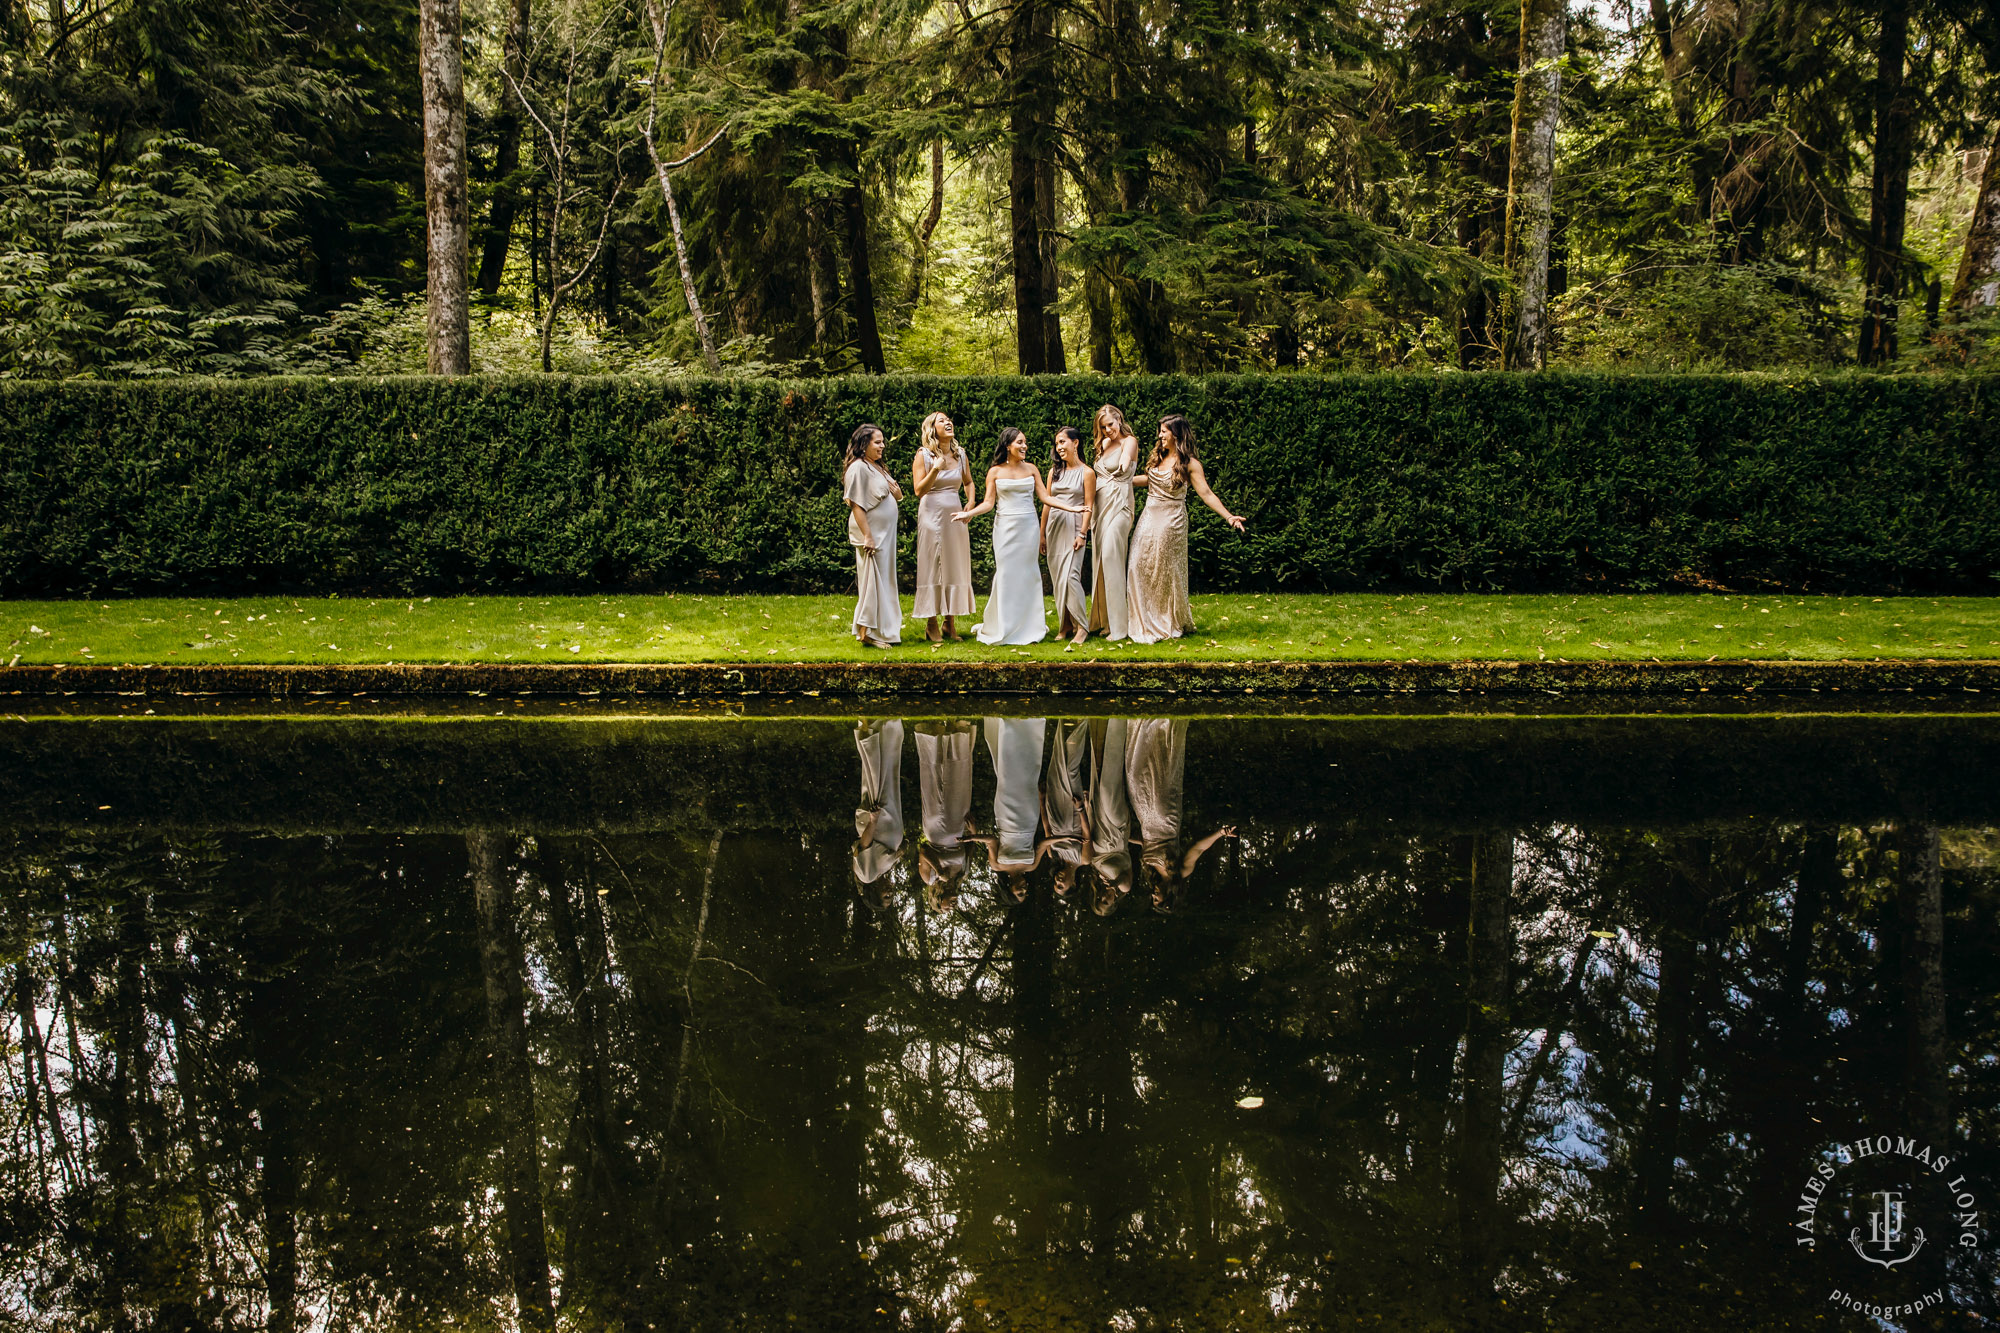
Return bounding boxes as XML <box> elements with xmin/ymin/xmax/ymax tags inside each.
<box><xmin>1755</xmin><ymin>829</ymin><xmax>1834</xmax><ymax>1225</ymax></box>
<box><xmin>468</xmin><ymin>832</ymin><xmax>557</xmax><ymax>1333</ymax></box>
<box><xmin>1008</xmin><ymin>0</ymin><xmax>1061</xmax><ymax>374</ymax></box>
<box><xmin>419</xmin><ymin>0</ymin><xmax>471</xmax><ymax>374</ymax></box>
<box><xmin>1013</xmin><ymin>887</ymin><xmax>1056</xmax><ymax>1252</ymax></box>
<box><xmin>1010</xmin><ymin>123</ymin><xmax>1049</xmax><ymax>374</ymax></box>
<box><xmin>1037</xmin><ymin>151</ymin><xmax>1066</xmax><ymax>373</ymax></box>
<box><xmin>1085</xmin><ymin>262</ymin><xmax>1115</xmax><ymax>373</ymax></box>
<box><xmin>251</xmin><ymin>978</ymin><xmax>301</xmax><ymax>1333</ymax></box>
<box><xmin>1457</xmin><ymin>832</ymin><xmax>1512</xmax><ymax>1306</ymax></box>
<box><xmin>1501</xmin><ymin>0</ymin><xmax>1564</xmax><ymax>370</ymax></box>
<box><xmin>1858</xmin><ymin>0</ymin><xmax>1915</xmax><ymax>365</ymax></box>
<box><xmin>841</xmin><ymin>183</ymin><xmax>886</xmax><ymax>373</ymax></box>
<box><xmin>807</xmin><ymin>204</ymin><xmax>839</xmax><ymax>352</ymax></box>
<box><xmin>1949</xmin><ymin>134</ymin><xmax>2000</xmax><ymax>315</ymax></box>
<box><xmin>1899</xmin><ymin>824</ymin><xmax>1948</xmax><ymax>1147</ymax></box>
<box><xmin>476</xmin><ymin>0</ymin><xmax>531</xmax><ymax>295</ymax></box>
<box><xmin>1634</xmin><ymin>850</ymin><xmax>1705</xmax><ymax>1235</ymax></box>
<box><xmin>907</xmin><ymin>141</ymin><xmax>945</xmax><ymax>310</ymax></box>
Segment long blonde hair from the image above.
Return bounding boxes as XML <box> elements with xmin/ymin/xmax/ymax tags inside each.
<box><xmin>920</xmin><ymin>411</ymin><xmax>962</xmax><ymax>464</ymax></box>
<box><xmin>1092</xmin><ymin>404</ymin><xmax>1132</xmax><ymax>459</ymax></box>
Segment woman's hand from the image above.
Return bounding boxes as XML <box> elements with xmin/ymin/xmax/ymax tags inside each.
<box><xmin>1072</xmin><ymin>531</ymin><xmax>1086</xmax><ymax>551</ymax></box>
<box><xmin>1225</xmin><ymin>514</ymin><xmax>1246</xmax><ymax>532</ymax></box>
<box><xmin>950</xmin><ymin>511</ymin><xmax>972</xmax><ymax>523</ymax></box>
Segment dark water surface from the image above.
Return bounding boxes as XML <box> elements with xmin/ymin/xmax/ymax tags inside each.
<box><xmin>2</xmin><ymin>709</ymin><xmax>1997</xmax><ymax>1330</ymax></box>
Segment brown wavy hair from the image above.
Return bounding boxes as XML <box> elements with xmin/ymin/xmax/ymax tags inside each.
<box><xmin>1147</xmin><ymin>413</ymin><xmax>1197</xmax><ymax>484</ymax></box>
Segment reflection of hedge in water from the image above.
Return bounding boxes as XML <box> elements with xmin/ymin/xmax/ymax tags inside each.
<box><xmin>3</xmin><ymin>821</ymin><xmax>1993</xmax><ymax>1327</ymax></box>
<box><xmin>1</xmin><ymin>373</ymin><xmax>1997</xmax><ymax>596</ymax></box>
<box><xmin>4</xmin><ymin>713</ymin><xmax>2000</xmax><ymax>832</ymax></box>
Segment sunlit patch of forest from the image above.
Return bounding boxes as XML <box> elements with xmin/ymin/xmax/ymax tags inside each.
<box><xmin>1</xmin><ymin>0</ymin><xmax>1996</xmax><ymax>379</ymax></box>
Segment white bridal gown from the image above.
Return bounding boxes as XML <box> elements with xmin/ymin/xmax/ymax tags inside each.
<box><xmin>983</xmin><ymin>716</ymin><xmax>1047</xmax><ymax>871</ymax></box>
<box><xmin>975</xmin><ymin>476</ymin><xmax>1047</xmax><ymax>646</ymax></box>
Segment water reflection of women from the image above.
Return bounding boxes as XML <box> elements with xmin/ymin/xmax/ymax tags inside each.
<box><xmin>1041</xmin><ymin>720</ymin><xmax>1091</xmax><ymax>896</ymax></box>
<box><xmin>1088</xmin><ymin>717</ymin><xmax>1135</xmax><ymax>915</ymax></box>
<box><xmin>852</xmin><ymin>718</ymin><xmax>906</xmax><ymax>907</ymax></box>
<box><xmin>915</xmin><ymin>720</ymin><xmax>975</xmax><ymax>911</ymax></box>
<box><xmin>968</xmin><ymin>717</ymin><xmax>1057</xmax><ymax>900</ymax></box>
<box><xmin>1125</xmin><ymin>717</ymin><xmax>1235</xmax><ymax>912</ymax></box>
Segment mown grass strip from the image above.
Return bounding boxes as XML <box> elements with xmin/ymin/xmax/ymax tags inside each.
<box><xmin>5</xmin><ymin>592</ymin><xmax>1999</xmax><ymax>665</ymax></box>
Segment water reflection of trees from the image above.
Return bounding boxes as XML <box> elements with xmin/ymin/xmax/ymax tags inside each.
<box><xmin>0</xmin><ymin>726</ymin><xmax>1996</xmax><ymax>1328</ymax></box>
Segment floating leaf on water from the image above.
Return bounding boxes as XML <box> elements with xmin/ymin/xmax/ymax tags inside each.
<box><xmin>1236</xmin><ymin>1095</ymin><xmax>1264</xmax><ymax>1109</ymax></box>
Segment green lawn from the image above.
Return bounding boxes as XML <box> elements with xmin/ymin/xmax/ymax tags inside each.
<box><xmin>4</xmin><ymin>592</ymin><xmax>1998</xmax><ymax>665</ymax></box>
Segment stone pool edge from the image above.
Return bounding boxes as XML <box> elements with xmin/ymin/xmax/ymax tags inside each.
<box><xmin>3</xmin><ymin>659</ymin><xmax>1998</xmax><ymax>697</ymax></box>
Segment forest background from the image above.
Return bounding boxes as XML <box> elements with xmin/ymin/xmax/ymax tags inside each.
<box><xmin>2</xmin><ymin>0</ymin><xmax>1999</xmax><ymax>384</ymax></box>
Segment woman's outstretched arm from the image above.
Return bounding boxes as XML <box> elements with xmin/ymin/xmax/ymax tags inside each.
<box><xmin>1188</xmin><ymin>459</ymin><xmax>1246</xmax><ymax>530</ymax></box>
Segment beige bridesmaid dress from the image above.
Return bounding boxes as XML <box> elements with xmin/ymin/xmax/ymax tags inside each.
<box><xmin>844</xmin><ymin>459</ymin><xmax>902</xmax><ymax>645</ymax></box>
<box><xmin>1043</xmin><ymin>464</ymin><xmax>1090</xmax><ymax>638</ymax></box>
<box><xmin>914</xmin><ymin>446</ymin><xmax>975</xmax><ymax>619</ymax></box>
<box><xmin>1087</xmin><ymin>448</ymin><xmax>1136</xmax><ymax>639</ymax></box>
<box><xmin>1125</xmin><ymin>462</ymin><xmax>1193</xmax><ymax>644</ymax></box>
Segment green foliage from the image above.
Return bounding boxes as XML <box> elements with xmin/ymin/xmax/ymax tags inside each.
<box><xmin>0</xmin><ymin>373</ymin><xmax>1995</xmax><ymax>597</ymax></box>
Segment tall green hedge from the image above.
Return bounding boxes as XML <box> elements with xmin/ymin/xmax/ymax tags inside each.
<box><xmin>0</xmin><ymin>373</ymin><xmax>1994</xmax><ymax>595</ymax></box>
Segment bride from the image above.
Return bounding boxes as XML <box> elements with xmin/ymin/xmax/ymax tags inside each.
<box><xmin>953</xmin><ymin>427</ymin><xmax>1083</xmax><ymax>646</ymax></box>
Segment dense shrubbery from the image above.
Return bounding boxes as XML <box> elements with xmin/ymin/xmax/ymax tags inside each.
<box><xmin>0</xmin><ymin>373</ymin><xmax>1995</xmax><ymax>596</ymax></box>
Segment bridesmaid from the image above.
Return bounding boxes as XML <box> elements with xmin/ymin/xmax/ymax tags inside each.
<box><xmin>842</xmin><ymin>422</ymin><xmax>903</xmax><ymax>648</ymax></box>
<box><xmin>1040</xmin><ymin>427</ymin><xmax>1096</xmax><ymax>646</ymax></box>
<box><xmin>1041</xmin><ymin>718</ymin><xmax>1091</xmax><ymax>897</ymax></box>
<box><xmin>915</xmin><ymin>719</ymin><xmax>975</xmax><ymax>911</ymax></box>
<box><xmin>851</xmin><ymin>718</ymin><xmax>906</xmax><ymax>907</ymax></box>
<box><xmin>912</xmin><ymin>411</ymin><xmax>976</xmax><ymax>642</ymax></box>
<box><xmin>1124</xmin><ymin>716</ymin><xmax>1236</xmax><ymax>913</ymax></box>
<box><xmin>1086</xmin><ymin>405</ymin><xmax>1139</xmax><ymax>640</ymax></box>
<box><xmin>953</xmin><ymin>427</ymin><xmax>1082</xmax><ymax>646</ymax></box>
<box><xmin>966</xmin><ymin>716</ymin><xmax>1057</xmax><ymax>902</ymax></box>
<box><xmin>1087</xmin><ymin>716</ymin><xmax>1134</xmax><ymax>916</ymax></box>
<box><xmin>1127</xmin><ymin>414</ymin><xmax>1246</xmax><ymax>646</ymax></box>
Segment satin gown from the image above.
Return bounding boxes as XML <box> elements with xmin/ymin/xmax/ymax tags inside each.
<box><xmin>916</xmin><ymin>721</ymin><xmax>974</xmax><ymax>880</ymax></box>
<box><xmin>914</xmin><ymin>447</ymin><xmax>975</xmax><ymax>619</ymax></box>
<box><xmin>1042</xmin><ymin>719</ymin><xmax>1089</xmax><ymax>880</ymax></box>
<box><xmin>852</xmin><ymin>719</ymin><xmax>906</xmax><ymax>884</ymax></box>
<box><xmin>1126</xmin><ymin>463</ymin><xmax>1194</xmax><ymax>645</ymax></box>
<box><xmin>1043</xmin><ymin>466</ymin><xmax>1090</xmax><ymax>639</ymax></box>
<box><xmin>843</xmin><ymin>459</ymin><xmax>902</xmax><ymax>644</ymax></box>
<box><xmin>1124</xmin><ymin>717</ymin><xmax>1187</xmax><ymax>881</ymax></box>
<box><xmin>1087</xmin><ymin>449</ymin><xmax>1136</xmax><ymax>640</ymax></box>
<box><xmin>1088</xmin><ymin>717</ymin><xmax>1134</xmax><ymax>892</ymax></box>
<box><xmin>975</xmin><ymin>476</ymin><xmax>1048</xmax><ymax>646</ymax></box>
<box><xmin>983</xmin><ymin>716</ymin><xmax>1046</xmax><ymax>870</ymax></box>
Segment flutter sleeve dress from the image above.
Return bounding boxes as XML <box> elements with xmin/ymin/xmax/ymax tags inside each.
<box><xmin>844</xmin><ymin>458</ymin><xmax>902</xmax><ymax>645</ymax></box>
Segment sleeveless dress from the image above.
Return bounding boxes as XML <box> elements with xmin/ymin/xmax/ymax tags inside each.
<box><xmin>1087</xmin><ymin>447</ymin><xmax>1136</xmax><ymax>640</ymax></box>
<box><xmin>843</xmin><ymin>459</ymin><xmax>902</xmax><ymax>645</ymax></box>
<box><xmin>1088</xmin><ymin>717</ymin><xmax>1134</xmax><ymax>892</ymax></box>
<box><xmin>1125</xmin><ymin>718</ymin><xmax>1187</xmax><ymax>900</ymax></box>
<box><xmin>1042</xmin><ymin>719</ymin><xmax>1089</xmax><ymax>884</ymax></box>
<box><xmin>975</xmin><ymin>476</ymin><xmax>1048</xmax><ymax>646</ymax></box>
<box><xmin>914</xmin><ymin>446</ymin><xmax>975</xmax><ymax>619</ymax></box>
<box><xmin>915</xmin><ymin>721</ymin><xmax>974</xmax><ymax>881</ymax></box>
<box><xmin>1126</xmin><ymin>462</ymin><xmax>1193</xmax><ymax>645</ymax></box>
<box><xmin>983</xmin><ymin>716</ymin><xmax>1046</xmax><ymax>871</ymax></box>
<box><xmin>1043</xmin><ymin>465</ymin><xmax>1090</xmax><ymax>639</ymax></box>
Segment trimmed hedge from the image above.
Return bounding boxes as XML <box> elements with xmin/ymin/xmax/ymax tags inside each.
<box><xmin>0</xmin><ymin>372</ymin><xmax>1995</xmax><ymax>596</ymax></box>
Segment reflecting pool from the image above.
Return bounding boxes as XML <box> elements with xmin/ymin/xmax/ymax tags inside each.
<box><xmin>0</xmin><ymin>708</ymin><xmax>1996</xmax><ymax>1330</ymax></box>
